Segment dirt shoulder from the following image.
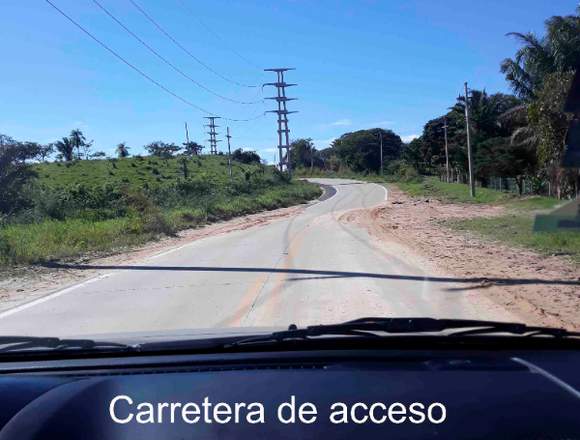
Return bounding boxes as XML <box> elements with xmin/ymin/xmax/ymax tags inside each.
<box><xmin>342</xmin><ymin>185</ymin><xmax>580</xmax><ymax>330</ymax></box>
<box><xmin>0</xmin><ymin>203</ymin><xmax>308</xmax><ymax>313</ymax></box>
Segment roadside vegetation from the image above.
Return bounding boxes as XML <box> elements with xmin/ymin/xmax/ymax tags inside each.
<box><xmin>0</xmin><ymin>140</ymin><xmax>321</xmax><ymax>266</ymax></box>
<box><xmin>1</xmin><ymin>8</ymin><xmax>578</xmax><ymax>267</ymax></box>
<box><xmin>292</xmin><ymin>8</ymin><xmax>579</xmax><ymax>263</ymax></box>
<box><xmin>396</xmin><ymin>177</ymin><xmax>579</xmax><ymax>262</ymax></box>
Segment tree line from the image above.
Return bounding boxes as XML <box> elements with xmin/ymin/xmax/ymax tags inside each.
<box><xmin>293</xmin><ymin>7</ymin><xmax>580</xmax><ymax>199</ymax></box>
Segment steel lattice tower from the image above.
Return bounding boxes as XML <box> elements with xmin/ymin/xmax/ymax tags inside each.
<box><xmin>264</xmin><ymin>68</ymin><xmax>297</xmax><ymax>174</ymax></box>
<box><xmin>204</xmin><ymin>116</ymin><xmax>221</xmax><ymax>155</ymax></box>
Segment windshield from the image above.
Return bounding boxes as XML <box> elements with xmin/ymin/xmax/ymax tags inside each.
<box><xmin>0</xmin><ymin>1</ymin><xmax>578</xmax><ymax>344</ymax></box>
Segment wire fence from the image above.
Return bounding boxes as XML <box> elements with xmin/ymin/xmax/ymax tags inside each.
<box><xmin>438</xmin><ymin>170</ymin><xmax>551</xmax><ymax>196</ymax></box>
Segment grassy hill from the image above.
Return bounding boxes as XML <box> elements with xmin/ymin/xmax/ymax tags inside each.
<box><xmin>34</xmin><ymin>155</ymin><xmax>239</xmax><ymax>188</ymax></box>
<box><xmin>0</xmin><ymin>155</ymin><xmax>321</xmax><ymax>266</ymax></box>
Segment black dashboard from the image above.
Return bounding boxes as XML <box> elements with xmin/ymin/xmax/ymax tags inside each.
<box><xmin>0</xmin><ymin>346</ymin><xmax>578</xmax><ymax>439</ymax></box>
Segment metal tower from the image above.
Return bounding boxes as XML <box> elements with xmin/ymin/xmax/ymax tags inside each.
<box><xmin>264</xmin><ymin>68</ymin><xmax>297</xmax><ymax>174</ymax></box>
<box><xmin>204</xmin><ymin>116</ymin><xmax>221</xmax><ymax>155</ymax></box>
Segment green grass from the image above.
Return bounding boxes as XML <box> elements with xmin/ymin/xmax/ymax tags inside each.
<box><xmin>0</xmin><ymin>217</ymin><xmax>149</xmax><ymax>265</ymax></box>
<box><xmin>0</xmin><ymin>182</ymin><xmax>321</xmax><ymax>265</ymax></box>
<box><xmin>447</xmin><ymin>215</ymin><xmax>580</xmax><ymax>263</ymax></box>
<box><xmin>298</xmin><ymin>170</ymin><xmax>578</xmax><ymax>262</ymax></box>
<box><xmin>1</xmin><ymin>156</ymin><xmax>322</xmax><ymax>266</ymax></box>
<box><xmin>395</xmin><ymin>177</ymin><xmax>514</xmax><ymax>204</ymax></box>
<box><xmin>34</xmin><ymin>155</ymin><xmax>260</xmax><ymax>188</ymax></box>
<box><xmin>390</xmin><ymin>177</ymin><xmax>578</xmax><ymax>264</ymax></box>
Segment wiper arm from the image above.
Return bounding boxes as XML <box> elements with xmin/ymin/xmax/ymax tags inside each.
<box><xmin>0</xmin><ymin>336</ymin><xmax>133</xmax><ymax>354</ymax></box>
<box><xmin>229</xmin><ymin>317</ymin><xmax>580</xmax><ymax>347</ymax></box>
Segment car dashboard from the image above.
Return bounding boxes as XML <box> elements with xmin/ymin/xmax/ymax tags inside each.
<box><xmin>0</xmin><ymin>345</ymin><xmax>578</xmax><ymax>439</ymax></box>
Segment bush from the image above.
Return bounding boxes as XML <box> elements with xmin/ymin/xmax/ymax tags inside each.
<box><xmin>385</xmin><ymin>160</ymin><xmax>423</xmax><ymax>183</ymax></box>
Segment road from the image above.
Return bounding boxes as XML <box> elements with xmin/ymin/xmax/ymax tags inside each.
<box><xmin>0</xmin><ymin>178</ymin><xmax>514</xmax><ymax>337</ymax></box>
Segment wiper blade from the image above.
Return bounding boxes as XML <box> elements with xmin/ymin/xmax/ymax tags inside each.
<box><xmin>0</xmin><ymin>336</ymin><xmax>133</xmax><ymax>354</ymax></box>
<box><xmin>229</xmin><ymin>317</ymin><xmax>580</xmax><ymax>347</ymax></box>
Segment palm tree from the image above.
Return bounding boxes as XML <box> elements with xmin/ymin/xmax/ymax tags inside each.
<box><xmin>499</xmin><ymin>8</ymin><xmax>579</xmax><ymax>198</ymax></box>
<box><xmin>116</xmin><ymin>142</ymin><xmax>130</xmax><ymax>158</ymax></box>
<box><xmin>452</xmin><ymin>90</ymin><xmax>519</xmax><ymax>139</ymax></box>
<box><xmin>500</xmin><ymin>8</ymin><xmax>580</xmax><ymax>101</ymax></box>
<box><xmin>69</xmin><ymin>129</ymin><xmax>86</xmax><ymax>160</ymax></box>
<box><xmin>54</xmin><ymin>137</ymin><xmax>75</xmax><ymax>161</ymax></box>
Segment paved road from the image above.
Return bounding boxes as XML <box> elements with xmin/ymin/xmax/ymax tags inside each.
<box><xmin>0</xmin><ymin>179</ymin><xmax>513</xmax><ymax>337</ymax></box>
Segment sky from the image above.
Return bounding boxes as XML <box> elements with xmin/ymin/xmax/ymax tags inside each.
<box><xmin>1</xmin><ymin>0</ymin><xmax>577</xmax><ymax>161</ymax></box>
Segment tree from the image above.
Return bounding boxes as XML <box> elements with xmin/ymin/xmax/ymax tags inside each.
<box><xmin>37</xmin><ymin>143</ymin><xmax>54</xmax><ymax>162</ymax></box>
<box><xmin>54</xmin><ymin>137</ymin><xmax>75</xmax><ymax>161</ymax></box>
<box><xmin>500</xmin><ymin>8</ymin><xmax>580</xmax><ymax>197</ymax></box>
<box><xmin>183</xmin><ymin>141</ymin><xmax>203</xmax><ymax>156</ymax></box>
<box><xmin>452</xmin><ymin>91</ymin><xmax>520</xmax><ymax>140</ymax></box>
<box><xmin>69</xmin><ymin>129</ymin><xmax>87</xmax><ymax>160</ymax></box>
<box><xmin>332</xmin><ymin>129</ymin><xmax>402</xmax><ymax>173</ymax></box>
<box><xmin>0</xmin><ymin>134</ymin><xmax>38</xmax><ymax>214</ymax></box>
<box><xmin>290</xmin><ymin>138</ymin><xmax>323</xmax><ymax>169</ymax></box>
<box><xmin>475</xmin><ymin>137</ymin><xmax>537</xmax><ymax>194</ymax></box>
<box><xmin>232</xmin><ymin>148</ymin><xmax>261</xmax><ymax>164</ymax></box>
<box><xmin>528</xmin><ymin>71</ymin><xmax>576</xmax><ymax>197</ymax></box>
<box><xmin>145</xmin><ymin>141</ymin><xmax>181</xmax><ymax>158</ymax></box>
<box><xmin>500</xmin><ymin>8</ymin><xmax>580</xmax><ymax>101</ymax></box>
<box><xmin>116</xmin><ymin>142</ymin><xmax>130</xmax><ymax>158</ymax></box>
<box><xmin>91</xmin><ymin>151</ymin><xmax>107</xmax><ymax>159</ymax></box>
<box><xmin>318</xmin><ymin>147</ymin><xmax>341</xmax><ymax>171</ymax></box>
<box><xmin>401</xmin><ymin>138</ymin><xmax>426</xmax><ymax>174</ymax></box>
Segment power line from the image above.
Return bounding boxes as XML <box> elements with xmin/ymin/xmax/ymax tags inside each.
<box><xmin>176</xmin><ymin>0</ymin><xmax>263</xmax><ymax>71</ymax></box>
<box><xmin>91</xmin><ymin>0</ymin><xmax>262</xmax><ymax>105</ymax></box>
<box><xmin>44</xmin><ymin>0</ymin><xmax>265</xmax><ymax>123</ymax></box>
<box><xmin>128</xmin><ymin>0</ymin><xmax>258</xmax><ymax>88</ymax></box>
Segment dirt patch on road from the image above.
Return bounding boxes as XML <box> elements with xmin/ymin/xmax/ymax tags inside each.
<box><xmin>341</xmin><ymin>186</ymin><xmax>580</xmax><ymax>330</ymax></box>
<box><xmin>0</xmin><ymin>204</ymin><xmax>308</xmax><ymax>312</ymax></box>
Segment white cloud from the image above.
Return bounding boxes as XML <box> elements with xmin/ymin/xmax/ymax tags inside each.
<box><xmin>401</xmin><ymin>134</ymin><xmax>419</xmax><ymax>143</ymax></box>
<box><xmin>328</xmin><ymin>118</ymin><xmax>352</xmax><ymax>127</ymax></box>
<box><xmin>367</xmin><ymin>120</ymin><xmax>395</xmax><ymax>127</ymax></box>
<box><xmin>312</xmin><ymin>137</ymin><xmax>336</xmax><ymax>149</ymax></box>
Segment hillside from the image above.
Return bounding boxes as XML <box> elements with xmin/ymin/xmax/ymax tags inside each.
<box><xmin>0</xmin><ymin>155</ymin><xmax>321</xmax><ymax>266</ymax></box>
<box><xmin>34</xmin><ymin>155</ymin><xmax>252</xmax><ymax>188</ymax></box>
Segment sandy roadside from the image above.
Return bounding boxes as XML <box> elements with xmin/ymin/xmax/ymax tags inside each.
<box><xmin>341</xmin><ymin>186</ymin><xmax>580</xmax><ymax>331</ymax></box>
<box><xmin>0</xmin><ymin>203</ymin><xmax>308</xmax><ymax>313</ymax></box>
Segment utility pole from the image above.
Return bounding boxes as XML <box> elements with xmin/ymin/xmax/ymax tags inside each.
<box><xmin>442</xmin><ymin>117</ymin><xmax>450</xmax><ymax>183</ymax></box>
<box><xmin>204</xmin><ymin>116</ymin><xmax>221</xmax><ymax>155</ymax></box>
<box><xmin>184</xmin><ymin>122</ymin><xmax>190</xmax><ymax>144</ymax></box>
<box><xmin>226</xmin><ymin>126</ymin><xmax>233</xmax><ymax>181</ymax></box>
<box><xmin>464</xmin><ymin>82</ymin><xmax>475</xmax><ymax>198</ymax></box>
<box><xmin>264</xmin><ymin>68</ymin><xmax>297</xmax><ymax>176</ymax></box>
<box><xmin>378</xmin><ymin>130</ymin><xmax>384</xmax><ymax>176</ymax></box>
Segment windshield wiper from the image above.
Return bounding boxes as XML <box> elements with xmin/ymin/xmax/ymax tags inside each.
<box><xmin>228</xmin><ymin>317</ymin><xmax>580</xmax><ymax>347</ymax></box>
<box><xmin>0</xmin><ymin>336</ymin><xmax>133</xmax><ymax>354</ymax></box>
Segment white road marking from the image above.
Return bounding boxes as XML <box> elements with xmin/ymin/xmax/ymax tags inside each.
<box><xmin>0</xmin><ymin>272</ymin><xmax>114</xmax><ymax>319</ymax></box>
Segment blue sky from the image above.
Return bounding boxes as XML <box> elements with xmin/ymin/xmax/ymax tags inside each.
<box><xmin>1</xmin><ymin>0</ymin><xmax>577</xmax><ymax>161</ymax></box>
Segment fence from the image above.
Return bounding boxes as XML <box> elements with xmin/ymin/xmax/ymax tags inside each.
<box><xmin>438</xmin><ymin>170</ymin><xmax>550</xmax><ymax>196</ymax></box>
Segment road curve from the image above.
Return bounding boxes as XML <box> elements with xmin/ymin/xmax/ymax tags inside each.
<box><xmin>0</xmin><ymin>178</ymin><xmax>514</xmax><ymax>337</ymax></box>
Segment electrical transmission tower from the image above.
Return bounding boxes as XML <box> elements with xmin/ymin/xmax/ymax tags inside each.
<box><xmin>204</xmin><ymin>116</ymin><xmax>221</xmax><ymax>154</ymax></box>
<box><xmin>264</xmin><ymin>68</ymin><xmax>297</xmax><ymax>174</ymax></box>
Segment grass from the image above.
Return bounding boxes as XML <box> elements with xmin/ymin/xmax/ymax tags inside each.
<box><xmin>390</xmin><ymin>177</ymin><xmax>578</xmax><ymax>264</ymax></box>
<box><xmin>298</xmin><ymin>169</ymin><xmax>579</xmax><ymax>263</ymax></box>
<box><xmin>0</xmin><ymin>217</ymin><xmax>150</xmax><ymax>264</ymax></box>
<box><xmin>447</xmin><ymin>215</ymin><xmax>580</xmax><ymax>263</ymax></box>
<box><xmin>0</xmin><ymin>156</ymin><xmax>322</xmax><ymax>266</ymax></box>
<box><xmin>395</xmin><ymin>177</ymin><xmax>514</xmax><ymax>204</ymax></box>
<box><xmin>34</xmin><ymin>155</ymin><xmax>235</xmax><ymax>188</ymax></box>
